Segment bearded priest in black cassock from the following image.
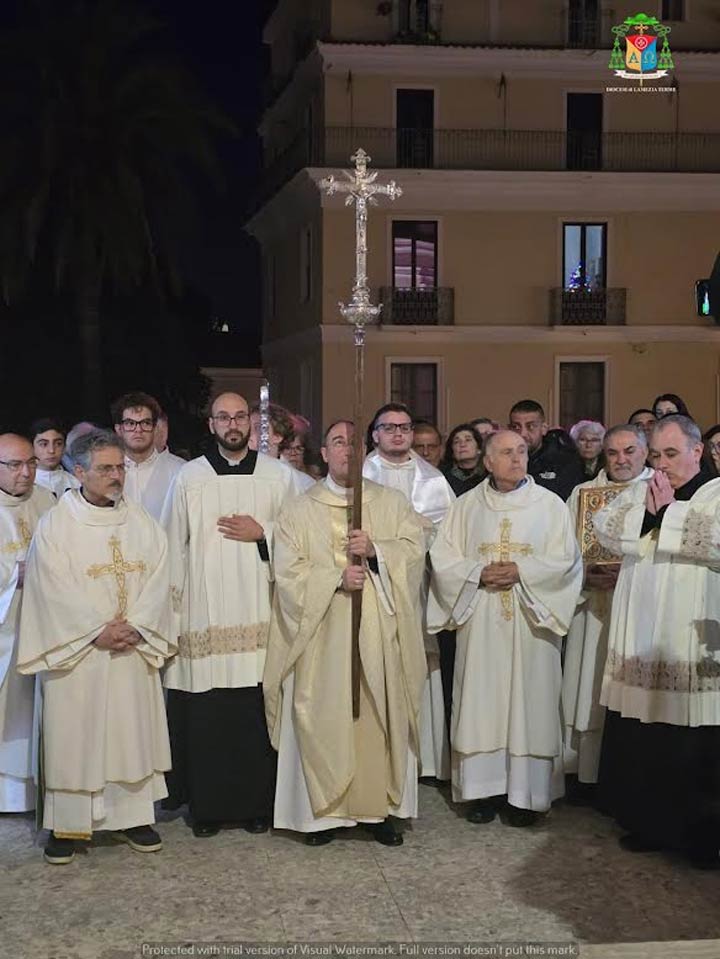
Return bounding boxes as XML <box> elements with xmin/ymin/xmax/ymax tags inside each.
<box><xmin>161</xmin><ymin>392</ymin><xmax>296</xmax><ymax>837</ymax></box>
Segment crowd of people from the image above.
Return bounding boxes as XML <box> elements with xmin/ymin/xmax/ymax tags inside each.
<box><xmin>1</xmin><ymin>386</ymin><xmax>719</xmax><ymax>871</ymax></box>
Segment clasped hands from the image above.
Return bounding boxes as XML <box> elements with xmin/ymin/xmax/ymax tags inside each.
<box><xmin>645</xmin><ymin>471</ymin><xmax>675</xmax><ymax>515</ymax></box>
<box><xmin>585</xmin><ymin>562</ymin><xmax>620</xmax><ymax>591</ymax></box>
<box><xmin>480</xmin><ymin>561</ymin><xmax>520</xmax><ymax>590</ymax></box>
<box><xmin>94</xmin><ymin>619</ymin><xmax>141</xmax><ymax>652</ymax></box>
<box><xmin>341</xmin><ymin>530</ymin><xmax>376</xmax><ymax>592</ymax></box>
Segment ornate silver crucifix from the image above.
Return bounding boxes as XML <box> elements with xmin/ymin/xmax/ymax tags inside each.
<box><xmin>320</xmin><ymin>148</ymin><xmax>402</xmax><ymax>719</ymax></box>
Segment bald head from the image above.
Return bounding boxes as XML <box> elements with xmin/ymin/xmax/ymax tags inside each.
<box><xmin>0</xmin><ymin>433</ymin><xmax>36</xmax><ymax>496</ymax></box>
<box><xmin>210</xmin><ymin>392</ymin><xmax>247</xmax><ymax>417</ymax></box>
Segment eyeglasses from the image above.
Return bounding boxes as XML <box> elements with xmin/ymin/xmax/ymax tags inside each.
<box><xmin>0</xmin><ymin>458</ymin><xmax>38</xmax><ymax>472</ymax></box>
<box><xmin>376</xmin><ymin>423</ymin><xmax>413</xmax><ymax>434</ymax></box>
<box><xmin>92</xmin><ymin>464</ymin><xmax>126</xmax><ymax>476</ymax></box>
<box><xmin>121</xmin><ymin>418</ymin><xmax>155</xmax><ymax>432</ymax></box>
<box><xmin>212</xmin><ymin>413</ymin><xmax>250</xmax><ymax>426</ymax></box>
<box><xmin>287</xmin><ymin>444</ymin><xmax>305</xmax><ymax>452</ymax></box>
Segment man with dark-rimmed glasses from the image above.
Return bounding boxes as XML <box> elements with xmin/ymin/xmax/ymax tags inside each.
<box><xmin>161</xmin><ymin>391</ymin><xmax>296</xmax><ymax>839</ymax></box>
<box><xmin>111</xmin><ymin>391</ymin><xmax>184</xmax><ymax>522</ymax></box>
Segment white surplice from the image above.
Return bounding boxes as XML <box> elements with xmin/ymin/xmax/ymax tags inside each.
<box><xmin>0</xmin><ymin>485</ymin><xmax>55</xmax><ymax>810</ymax></box>
<box><xmin>16</xmin><ymin>491</ymin><xmax>174</xmax><ymax>837</ymax></box>
<box><xmin>34</xmin><ymin>468</ymin><xmax>80</xmax><ymax>499</ymax></box>
<box><xmin>428</xmin><ymin>477</ymin><xmax>583</xmax><ymax>811</ymax></box>
<box><xmin>123</xmin><ymin>448</ymin><xmax>185</xmax><ymax>522</ymax></box>
<box><xmin>562</xmin><ymin>467</ymin><xmax>653</xmax><ymax>782</ymax></box>
<box><xmin>594</xmin><ymin>474</ymin><xmax>720</xmax><ymax>726</ymax></box>
<box><xmin>363</xmin><ymin>449</ymin><xmax>455</xmax><ymax>781</ymax></box>
<box><xmin>161</xmin><ymin>451</ymin><xmax>296</xmax><ymax>692</ymax></box>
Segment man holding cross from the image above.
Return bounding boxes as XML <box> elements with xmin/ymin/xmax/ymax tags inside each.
<box><xmin>428</xmin><ymin>430</ymin><xmax>583</xmax><ymax>826</ymax></box>
<box><xmin>17</xmin><ymin>430</ymin><xmax>174</xmax><ymax>864</ymax></box>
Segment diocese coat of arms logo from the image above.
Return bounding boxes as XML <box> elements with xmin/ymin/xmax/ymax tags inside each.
<box><xmin>609</xmin><ymin>13</ymin><xmax>674</xmax><ymax>84</ymax></box>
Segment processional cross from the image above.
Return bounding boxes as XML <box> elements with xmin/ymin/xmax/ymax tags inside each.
<box><xmin>478</xmin><ymin>518</ymin><xmax>533</xmax><ymax>622</ymax></box>
<box><xmin>86</xmin><ymin>536</ymin><xmax>147</xmax><ymax>619</ymax></box>
<box><xmin>320</xmin><ymin>149</ymin><xmax>402</xmax><ymax>718</ymax></box>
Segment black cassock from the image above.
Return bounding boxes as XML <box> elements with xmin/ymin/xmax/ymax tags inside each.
<box><xmin>165</xmin><ymin>446</ymin><xmax>276</xmax><ymax>823</ymax></box>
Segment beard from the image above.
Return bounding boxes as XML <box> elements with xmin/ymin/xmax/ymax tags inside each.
<box><xmin>217</xmin><ymin>430</ymin><xmax>250</xmax><ymax>453</ymax></box>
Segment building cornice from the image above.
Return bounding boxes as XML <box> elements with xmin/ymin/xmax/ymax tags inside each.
<box><xmin>318</xmin><ymin>323</ymin><xmax>720</xmax><ymax>345</ymax></box>
<box><xmin>307</xmin><ymin>168</ymin><xmax>720</xmax><ymax>212</ymax></box>
<box><xmin>318</xmin><ymin>42</ymin><xmax>720</xmax><ymax>80</ymax></box>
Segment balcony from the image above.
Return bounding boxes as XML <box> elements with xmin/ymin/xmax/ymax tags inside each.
<box><xmin>379</xmin><ymin>287</ymin><xmax>454</xmax><ymax>325</ymax></box>
<box><xmin>566</xmin><ymin>17</ymin><xmax>601</xmax><ymax>49</ymax></box>
<box><xmin>549</xmin><ymin>288</ymin><xmax>627</xmax><ymax>326</ymax></box>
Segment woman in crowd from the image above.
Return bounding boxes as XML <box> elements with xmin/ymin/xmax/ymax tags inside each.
<box><xmin>441</xmin><ymin>423</ymin><xmax>486</xmax><ymax>496</ymax></box>
<box><xmin>652</xmin><ymin>393</ymin><xmax>691</xmax><ymax>419</ymax></box>
<box><xmin>702</xmin><ymin>424</ymin><xmax>720</xmax><ymax>478</ymax></box>
<box><xmin>569</xmin><ymin>419</ymin><xmax>606</xmax><ymax>481</ymax></box>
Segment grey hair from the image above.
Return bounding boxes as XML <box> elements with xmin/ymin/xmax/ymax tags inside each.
<box><xmin>651</xmin><ymin>413</ymin><xmax>702</xmax><ymax>447</ymax></box>
<box><xmin>603</xmin><ymin>423</ymin><xmax>648</xmax><ymax>450</ymax></box>
<box><xmin>69</xmin><ymin>429</ymin><xmax>124</xmax><ymax>470</ymax></box>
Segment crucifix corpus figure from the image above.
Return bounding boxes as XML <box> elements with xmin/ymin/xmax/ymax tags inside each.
<box><xmin>319</xmin><ymin>148</ymin><xmax>402</xmax><ymax>718</ymax></box>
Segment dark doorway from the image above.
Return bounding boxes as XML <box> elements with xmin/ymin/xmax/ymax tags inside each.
<box><xmin>396</xmin><ymin>89</ymin><xmax>434</xmax><ymax>167</ymax></box>
<box><xmin>567</xmin><ymin>93</ymin><xmax>603</xmax><ymax>170</ymax></box>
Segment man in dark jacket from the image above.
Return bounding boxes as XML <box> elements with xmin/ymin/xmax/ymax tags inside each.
<box><xmin>508</xmin><ymin>400</ymin><xmax>584</xmax><ymax>501</ymax></box>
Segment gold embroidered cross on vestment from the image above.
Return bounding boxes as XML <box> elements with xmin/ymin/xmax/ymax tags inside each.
<box><xmin>86</xmin><ymin>536</ymin><xmax>146</xmax><ymax>618</ymax></box>
<box><xmin>1</xmin><ymin>518</ymin><xmax>32</xmax><ymax>555</ymax></box>
<box><xmin>478</xmin><ymin>518</ymin><xmax>533</xmax><ymax>621</ymax></box>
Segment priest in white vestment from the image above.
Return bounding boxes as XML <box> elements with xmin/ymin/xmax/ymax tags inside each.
<box><xmin>363</xmin><ymin>403</ymin><xmax>454</xmax><ymax>783</ymax></box>
<box><xmin>112</xmin><ymin>392</ymin><xmax>185</xmax><ymax>521</ymax></box>
<box><xmin>161</xmin><ymin>392</ymin><xmax>296</xmax><ymax>838</ymax></box>
<box><xmin>17</xmin><ymin>430</ymin><xmax>174</xmax><ymax>865</ymax></box>
<box><xmin>31</xmin><ymin>418</ymin><xmax>80</xmax><ymax>498</ymax></box>
<box><xmin>594</xmin><ymin>415</ymin><xmax>720</xmax><ymax>868</ymax></box>
<box><xmin>0</xmin><ymin>435</ymin><xmax>55</xmax><ymax>812</ymax></box>
<box><xmin>562</xmin><ymin>424</ymin><xmax>653</xmax><ymax>793</ymax></box>
<box><xmin>428</xmin><ymin>430</ymin><xmax>583</xmax><ymax>826</ymax></box>
<box><xmin>265</xmin><ymin>420</ymin><xmax>426</xmax><ymax>846</ymax></box>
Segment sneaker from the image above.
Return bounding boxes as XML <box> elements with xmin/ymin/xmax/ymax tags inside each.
<box><xmin>44</xmin><ymin>833</ymin><xmax>76</xmax><ymax>865</ymax></box>
<box><xmin>113</xmin><ymin>825</ymin><xmax>163</xmax><ymax>853</ymax></box>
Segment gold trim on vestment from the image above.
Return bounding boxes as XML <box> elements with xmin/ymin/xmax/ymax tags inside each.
<box><xmin>86</xmin><ymin>536</ymin><xmax>147</xmax><ymax>618</ymax></box>
<box><xmin>477</xmin><ymin>518</ymin><xmax>533</xmax><ymax>621</ymax></box>
<box><xmin>54</xmin><ymin>830</ymin><xmax>92</xmax><ymax>841</ymax></box>
<box><xmin>578</xmin><ymin>486</ymin><xmax>625</xmax><ymax>565</ymax></box>
<box><xmin>0</xmin><ymin>517</ymin><xmax>32</xmax><ymax>554</ymax></box>
<box><xmin>170</xmin><ymin>585</ymin><xmax>183</xmax><ymax>614</ymax></box>
<box><xmin>606</xmin><ymin>648</ymin><xmax>720</xmax><ymax>693</ymax></box>
<box><xmin>178</xmin><ymin>623</ymin><xmax>269</xmax><ymax>659</ymax></box>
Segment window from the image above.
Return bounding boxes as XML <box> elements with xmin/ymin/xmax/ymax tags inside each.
<box><xmin>396</xmin><ymin>89</ymin><xmax>434</xmax><ymax>167</ymax></box>
<box><xmin>567</xmin><ymin>0</ymin><xmax>600</xmax><ymax>47</ymax></box>
<box><xmin>390</xmin><ymin>362</ymin><xmax>437</xmax><ymax>425</ymax></box>
<box><xmin>558</xmin><ymin>362</ymin><xmax>606</xmax><ymax>428</ymax></box>
<box><xmin>392</xmin><ymin>221</ymin><xmax>437</xmax><ymax>289</ymax></box>
<box><xmin>563</xmin><ymin>223</ymin><xmax>606</xmax><ymax>291</ymax></box>
<box><xmin>661</xmin><ymin>0</ymin><xmax>686</xmax><ymax>21</ymax></box>
<box><xmin>299</xmin><ymin>226</ymin><xmax>312</xmax><ymax>303</ymax></box>
<box><xmin>566</xmin><ymin>93</ymin><xmax>603</xmax><ymax>171</ymax></box>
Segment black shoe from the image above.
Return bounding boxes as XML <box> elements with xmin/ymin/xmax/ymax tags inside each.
<box><xmin>243</xmin><ymin>817</ymin><xmax>270</xmax><ymax>834</ymax></box>
<box><xmin>505</xmin><ymin>806</ymin><xmax>540</xmax><ymax>828</ymax></box>
<box><xmin>161</xmin><ymin>796</ymin><xmax>185</xmax><ymax>811</ymax></box>
<box><xmin>619</xmin><ymin>833</ymin><xmax>663</xmax><ymax>853</ymax></box>
<box><xmin>44</xmin><ymin>832</ymin><xmax>76</xmax><ymax>865</ymax></box>
<box><xmin>366</xmin><ymin>819</ymin><xmax>403</xmax><ymax>847</ymax></box>
<box><xmin>305</xmin><ymin>829</ymin><xmax>335</xmax><ymax>846</ymax></box>
<box><xmin>192</xmin><ymin>821</ymin><xmax>221</xmax><ymax>838</ymax></box>
<box><xmin>113</xmin><ymin>825</ymin><xmax>163</xmax><ymax>853</ymax></box>
<box><xmin>466</xmin><ymin>799</ymin><xmax>497</xmax><ymax>824</ymax></box>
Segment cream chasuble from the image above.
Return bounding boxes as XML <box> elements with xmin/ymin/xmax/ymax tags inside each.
<box><xmin>428</xmin><ymin>477</ymin><xmax>583</xmax><ymax>811</ymax></box>
<box><xmin>264</xmin><ymin>478</ymin><xmax>427</xmax><ymax>831</ymax></box>
<box><xmin>0</xmin><ymin>484</ymin><xmax>54</xmax><ymax>810</ymax></box>
<box><xmin>123</xmin><ymin>447</ymin><xmax>185</xmax><ymax>522</ymax></box>
<box><xmin>594</xmin><ymin>474</ymin><xmax>720</xmax><ymax>726</ymax></box>
<box><xmin>363</xmin><ymin>449</ymin><xmax>455</xmax><ymax>781</ymax></box>
<box><xmin>17</xmin><ymin>491</ymin><xmax>174</xmax><ymax>837</ymax></box>
<box><xmin>562</xmin><ymin>467</ymin><xmax>653</xmax><ymax>782</ymax></box>
<box><xmin>161</xmin><ymin>450</ymin><xmax>296</xmax><ymax>692</ymax></box>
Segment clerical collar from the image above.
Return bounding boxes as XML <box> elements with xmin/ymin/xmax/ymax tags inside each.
<box><xmin>378</xmin><ymin>454</ymin><xmax>414</xmax><ymax>471</ymax></box>
<box><xmin>124</xmin><ymin>448</ymin><xmax>159</xmax><ymax>471</ymax></box>
<box><xmin>0</xmin><ymin>486</ymin><xmax>33</xmax><ymax>505</ymax></box>
<box><xmin>204</xmin><ymin>444</ymin><xmax>258</xmax><ymax>476</ymax></box>
<box><xmin>80</xmin><ymin>488</ymin><xmax>118</xmax><ymax>508</ymax></box>
<box><xmin>325</xmin><ymin>474</ymin><xmax>352</xmax><ymax>498</ymax></box>
<box><xmin>489</xmin><ymin>476</ymin><xmax>528</xmax><ymax>493</ymax></box>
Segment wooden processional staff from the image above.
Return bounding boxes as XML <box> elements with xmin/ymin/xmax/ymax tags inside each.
<box><xmin>320</xmin><ymin>149</ymin><xmax>402</xmax><ymax>718</ymax></box>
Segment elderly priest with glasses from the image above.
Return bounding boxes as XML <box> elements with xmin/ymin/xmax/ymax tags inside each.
<box><xmin>0</xmin><ymin>434</ymin><xmax>54</xmax><ymax>814</ymax></box>
<box><xmin>17</xmin><ymin>429</ymin><xmax>174</xmax><ymax>864</ymax></box>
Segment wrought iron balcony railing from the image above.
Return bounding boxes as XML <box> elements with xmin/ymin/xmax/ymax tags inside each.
<box><xmin>566</xmin><ymin>16</ymin><xmax>601</xmax><ymax>49</ymax></box>
<box><xmin>379</xmin><ymin>287</ymin><xmax>454</xmax><ymax>325</ymax></box>
<box><xmin>549</xmin><ymin>288</ymin><xmax>627</xmax><ymax>326</ymax></box>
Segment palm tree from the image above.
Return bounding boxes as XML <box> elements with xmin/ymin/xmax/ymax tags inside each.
<box><xmin>0</xmin><ymin>0</ymin><xmax>234</xmax><ymax>416</ymax></box>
